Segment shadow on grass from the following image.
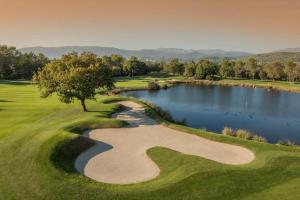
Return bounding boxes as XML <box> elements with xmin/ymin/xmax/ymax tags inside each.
<box><xmin>0</xmin><ymin>99</ymin><xmax>13</xmax><ymax>102</ymax></box>
<box><xmin>50</xmin><ymin>137</ymin><xmax>95</xmax><ymax>173</ymax></box>
<box><xmin>0</xmin><ymin>80</ymin><xmax>31</xmax><ymax>86</ymax></box>
<box><xmin>75</xmin><ymin>139</ymin><xmax>113</xmax><ymax>174</ymax></box>
<box><xmin>51</xmin><ymin>119</ymin><xmax>126</xmax><ymax>173</ymax></box>
<box><xmin>50</xmin><ymin>100</ymin><xmax>129</xmax><ymax>174</ymax></box>
<box><xmin>64</xmin><ymin>118</ymin><xmax>127</xmax><ymax>135</ymax></box>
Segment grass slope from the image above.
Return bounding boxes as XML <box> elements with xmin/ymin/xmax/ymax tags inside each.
<box><xmin>0</xmin><ymin>78</ymin><xmax>300</xmax><ymax>200</ymax></box>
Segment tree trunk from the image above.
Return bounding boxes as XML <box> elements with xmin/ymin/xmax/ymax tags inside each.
<box><xmin>80</xmin><ymin>99</ymin><xmax>87</xmax><ymax>112</ymax></box>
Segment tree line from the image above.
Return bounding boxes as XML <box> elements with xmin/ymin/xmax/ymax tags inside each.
<box><xmin>163</xmin><ymin>58</ymin><xmax>300</xmax><ymax>82</ymax></box>
<box><xmin>0</xmin><ymin>45</ymin><xmax>49</xmax><ymax>79</ymax></box>
<box><xmin>2</xmin><ymin>44</ymin><xmax>300</xmax><ymax>82</ymax></box>
<box><xmin>32</xmin><ymin>52</ymin><xmax>300</xmax><ymax>112</ymax></box>
<box><xmin>0</xmin><ymin>44</ymin><xmax>164</xmax><ymax>80</ymax></box>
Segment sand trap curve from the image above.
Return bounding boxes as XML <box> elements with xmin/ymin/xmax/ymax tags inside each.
<box><xmin>75</xmin><ymin>101</ymin><xmax>255</xmax><ymax>184</ymax></box>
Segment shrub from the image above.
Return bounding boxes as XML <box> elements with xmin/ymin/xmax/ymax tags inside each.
<box><xmin>277</xmin><ymin>139</ymin><xmax>296</xmax><ymax>146</ymax></box>
<box><xmin>162</xmin><ymin>84</ymin><xmax>168</xmax><ymax>89</ymax></box>
<box><xmin>252</xmin><ymin>134</ymin><xmax>267</xmax><ymax>143</ymax></box>
<box><xmin>222</xmin><ymin>126</ymin><xmax>235</xmax><ymax>136</ymax></box>
<box><xmin>236</xmin><ymin>129</ymin><xmax>253</xmax><ymax>140</ymax></box>
<box><xmin>205</xmin><ymin>75</ymin><xmax>215</xmax><ymax>80</ymax></box>
<box><xmin>148</xmin><ymin>82</ymin><xmax>160</xmax><ymax>90</ymax></box>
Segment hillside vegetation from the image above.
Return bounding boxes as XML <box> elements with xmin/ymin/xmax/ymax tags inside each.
<box><xmin>242</xmin><ymin>52</ymin><xmax>300</xmax><ymax>63</ymax></box>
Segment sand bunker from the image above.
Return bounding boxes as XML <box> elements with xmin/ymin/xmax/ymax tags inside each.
<box><xmin>75</xmin><ymin>101</ymin><xmax>254</xmax><ymax>184</ymax></box>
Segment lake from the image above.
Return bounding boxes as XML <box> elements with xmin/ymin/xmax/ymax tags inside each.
<box><xmin>123</xmin><ymin>84</ymin><xmax>300</xmax><ymax>144</ymax></box>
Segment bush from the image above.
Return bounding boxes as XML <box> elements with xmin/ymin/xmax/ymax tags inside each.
<box><xmin>236</xmin><ymin>129</ymin><xmax>253</xmax><ymax>140</ymax></box>
<box><xmin>222</xmin><ymin>126</ymin><xmax>235</xmax><ymax>136</ymax></box>
<box><xmin>252</xmin><ymin>134</ymin><xmax>267</xmax><ymax>143</ymax></box>
<box><xmin>148</xmin><ymin>82</ymin><xmax>160</xmax><ymax>90</ymax></box>
<box><xmin>162</xmin><ymin>84</ymin><xmax>168</xmax><ymax>89</ymax></box>
<box><xmin>277</xmin><ymin>139</ymin><xmax>296</xmax><ymax>146</ymax></box>
<box><xmin>205</xmin><ymin>75</ymin><xmax>215</xmax><ymax>80</ymax></box>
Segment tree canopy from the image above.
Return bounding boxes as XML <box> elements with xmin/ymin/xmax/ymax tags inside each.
<box><xmin>0</xmin><ymin>44</ymin><xmax>49</xmax><ymax>79</ymax></box>
<box><xmin>33</xmin><ymin>52</ymin><xmax>114</xmax><ymax>112</ymax></box>
<box><xmin>123</xmin><ymin>56</ymin><xmax>147</xmax><ymax>76</ymax></box>
<box><xmin>163</xmin><ymin>58</ymin><xmax>184</xmax><ymax>75</ymax></box>
<box><xmin>2</xmin><ymin>44</ymin><xmax>300</xmax><ymax>83</ymax></box>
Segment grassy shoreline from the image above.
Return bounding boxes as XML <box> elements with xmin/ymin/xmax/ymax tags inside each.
<box><xmin>114</xmin><ymin>75</ymin><xmax>300</xmax><ymax>94</ymax></box>
<box><xmin>167</xmin><ymin>78</ymin><xmax>300</xmax><ymax>93</ymax></box>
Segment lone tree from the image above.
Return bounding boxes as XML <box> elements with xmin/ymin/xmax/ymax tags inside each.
<box><xmin>33</xmin><ymin>52</ymin><xmax>114</xmax><ymax>112</ymax></box>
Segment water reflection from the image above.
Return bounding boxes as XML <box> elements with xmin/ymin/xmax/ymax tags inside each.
<box><xmin>123</xmin><ymin>84</ymin><xmax>300</xmax><ymax>144</ymax></box>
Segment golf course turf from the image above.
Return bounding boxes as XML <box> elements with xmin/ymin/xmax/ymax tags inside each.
<box><xmin>1</xmin><ymin>77</ymin><xmax>300</xmax><ymax>200</ymax></box>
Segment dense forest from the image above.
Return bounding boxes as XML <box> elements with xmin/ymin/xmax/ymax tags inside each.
<box><xmin>165</xmin><ymin>58</ymin><xmax>300</xmax><ymax>82</ymax></box>
<box><xmin>1</xmin><ymin>44</ymin><xmax>300</xmax><ymax>82</ymax></box>
<box><xmin>0</xmin><ymin>45</ymin><xmax>49</xmax><ymax>79</ymax></box>
<box><xmin>242</xmin><ymin>52</ymin><xmax>300</xmax><ymax>63</ymax></box>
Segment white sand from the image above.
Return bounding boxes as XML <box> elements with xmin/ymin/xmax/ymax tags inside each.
<box><xmin>75</xmin><ymin>101</ymin><xmax>255</xmax><ymax>184</ymax></box>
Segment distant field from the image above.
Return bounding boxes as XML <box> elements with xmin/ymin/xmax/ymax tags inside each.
<box><xmin>114</xmin><ymin>75</ymin><xmax>183</xmax><ymax>88</ymax></box>
<box><xmin>1</xmin><ymin>78</ymin><xmax>300</xmax><ymax>200</ymax></box>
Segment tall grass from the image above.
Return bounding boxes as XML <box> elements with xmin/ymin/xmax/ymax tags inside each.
<box><xmin>277</xmin><ymin>139</ymin><xmax>296</xmax><ymax>147</ymax></box>
<box><xmin>222</xmin><ymin>127</ymin><xmax>267</xmax><ymax>143</ymax></box>
<box><xmin>222</xmin><ymin>126</ymin><xmax>235</xmax><ymax>136</ymax></box>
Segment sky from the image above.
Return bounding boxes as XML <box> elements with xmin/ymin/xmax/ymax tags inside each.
<box><xmin>0</xmin><ymin>0</ymin><xmax>299</xmax><ymax>53</ymax></box>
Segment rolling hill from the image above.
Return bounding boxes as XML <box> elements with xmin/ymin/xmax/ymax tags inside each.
<box><xmin>242</xmin><ymin>52</ymin><xmax>300</xmax><ymax>63</ymax></box>
<box><xmin>19</xmin><ymin>46</ymin><xmax>252</xmax><ymax>60</ymax></box>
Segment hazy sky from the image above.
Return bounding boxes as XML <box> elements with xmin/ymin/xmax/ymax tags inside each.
<box><xmin>0</xmin><ymin>0</ymin><xmax>299</xmax><ymax>53</ymax></box>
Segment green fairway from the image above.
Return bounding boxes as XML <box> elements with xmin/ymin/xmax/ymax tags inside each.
<box><xmin>114</xmin><ymin>75</ymin><xmax>182</xmax><ymax>89</ymax></box>
<box><xmin>1</xmin><ymin>78</ymin><xmax>300</xmax><ymax>200</ymax></box>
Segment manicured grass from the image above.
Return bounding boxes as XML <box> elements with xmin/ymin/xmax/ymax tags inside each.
<box><xmin>1</xmin><ymin>78</ymin><xmax>300</xmax><ymax>200</ymax></box>
<box><xmin>114</xmin><ymin>75</ymin><xmax>182</xmax><ymax>89</ymax></box>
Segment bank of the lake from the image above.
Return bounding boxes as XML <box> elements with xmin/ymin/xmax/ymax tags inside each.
<box><xmin>123</xmin><ymin>83</ymin><xmax>300</xmax><ymax>144</ymax></box>
<box><xmin>113</xmin><ymin>75</ymin><xmax>300</xmax><ymax>95</ymax></box>
<box><xmin>168</xmin><ymin>78</ymin><xmax>300</xmax><ymax>93</ymax></box>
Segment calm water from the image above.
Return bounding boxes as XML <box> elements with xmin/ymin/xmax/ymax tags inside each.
<box><xmin>123</xmin><ymin>84</ymin><xmax>300</xmax><ymax>144</ymax></box>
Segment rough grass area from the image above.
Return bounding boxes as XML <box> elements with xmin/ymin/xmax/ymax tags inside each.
<box><xmin>1</xmin><ymin>78</ymin><xmax>300</xmax><ymax>200</ymax></box>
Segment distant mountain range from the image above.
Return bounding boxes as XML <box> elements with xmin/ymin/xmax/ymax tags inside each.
<box><xmin>19</xmin><ymin>46</ymin><xmax>300</xmax><ymax>62</ymax></box>
<box><xmin>19</xmin><ymin>46</ymin><xmax>252</xmax><ymax>60</ymax></box>
<box><xmin>243</xmin><ymin>52</ymin><xmax>300</xmax><ymax>63</ymax></box>
<box><xmin>274</xmin><ymin>48</ymin><xmax>300</xmax><ymax>53</ymax></box>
